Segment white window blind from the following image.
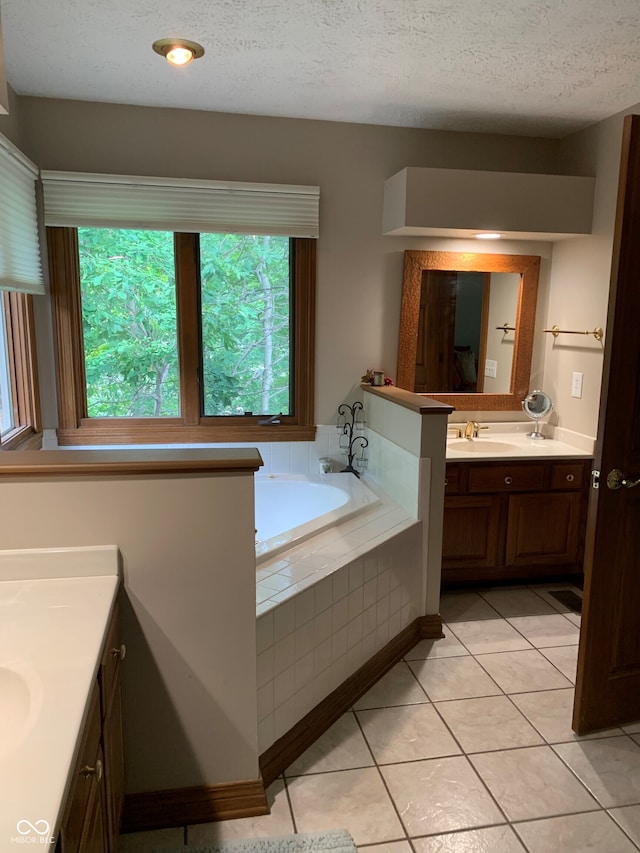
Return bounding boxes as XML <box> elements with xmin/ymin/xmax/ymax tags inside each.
<box><xmin>41</xmin><ymin>172</ymin><xmax>320</xmax><ymax>238</ymax></box>
<box><xmin>0</xmin><ymin>134</ymin><xmax>44</xmax><ymax>296</ymax></box>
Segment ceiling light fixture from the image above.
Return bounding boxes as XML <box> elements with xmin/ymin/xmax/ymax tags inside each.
<box><xmin>475</xmin><ymin>232</ymin><xmax>502</xmax><ymax>240</ymax></box>
<box><xmin>152</xmin><ymin>38</ymin><xmax>205</xmax><ymax>67</ymax></box>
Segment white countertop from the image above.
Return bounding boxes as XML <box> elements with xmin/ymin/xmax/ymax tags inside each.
<box><xmin>0</xmin><ymin>546</ymin><xmax>120</xmax><ymax>851</ymax></box>
<box><xmin>445</xmin><ymin>422</ymin><xmax>594</xmax><ymax>461</ymax></box>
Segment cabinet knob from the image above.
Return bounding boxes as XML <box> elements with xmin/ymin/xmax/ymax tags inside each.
<box><xmin>80</xmin><ymin>759</ymin><xmax>103</xmax><ymax>783</ymax></box>
<box><xmin>444</xmin><ymin>478</ymin><xmax>448</xmax><ymax>486</ymax></box>
<box><xmin>111</xmin><ymin>643</ymin><xmax>126</xmax><ymax>661</ymax></box>
<box><xmin>504</xmin><ymin>476</ymin><xmax>513</xmax><ymax>485</ymax></box>
<box><xmin>566</xmin><ymin>473</ymin><xmax>574</xmax><ymax>482</ymax></box>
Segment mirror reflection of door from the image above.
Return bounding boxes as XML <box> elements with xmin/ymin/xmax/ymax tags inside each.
<box><xmin>416</xmin><ymin>270</ymin><xmax>456</xmax><ymax>392</ymax></box>
<box><xmin>414</xmin><ymin>269</ymin><xmax>521</xmax><ymax>394</ymax></box>
<box><xmin>415</xmin><ymin>270</ymin><xmax>488</xmax><ymax>393</ymax></box>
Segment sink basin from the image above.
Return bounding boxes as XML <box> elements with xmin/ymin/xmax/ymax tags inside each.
<box><xmin>448</xmin><ymin>439</ymin><xmax>525</xmax><ymax>453</ymax></box>
<box><xmin>0</xmin><ymin>665</ymin><xmax>38</xmax><ymax>758</ymax></box>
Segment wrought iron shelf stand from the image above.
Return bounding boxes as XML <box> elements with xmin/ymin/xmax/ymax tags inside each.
<box><xmin>336</xmin><ymin>402</ymin><xmax>368</xmax><ymax>478</ymax></box>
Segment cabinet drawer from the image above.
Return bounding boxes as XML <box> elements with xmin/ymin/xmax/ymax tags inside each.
<box><xmin>468</xmin><ymin>464</ymin><xmax>545</xmax><ymax>493</ymax></box>
<box><xmin>550</xmin><ymin>462</ymin><xmax>585</xmax><ymax>490</ymax></box>
<box><xmin>444</xmin><ymin>465</ymin><xmax>460</xmax><ymax>494</ymax></box>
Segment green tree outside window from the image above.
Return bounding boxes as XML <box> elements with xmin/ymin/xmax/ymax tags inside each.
<box><xmin>78</xmin><ymin>228</ymin><xmax>291</xmax><ymax>418</ymax></box>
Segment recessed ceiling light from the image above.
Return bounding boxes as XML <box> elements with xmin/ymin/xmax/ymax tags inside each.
<box><xmin>152</xmin><ymin>38</ymin><xmax>205</xmax><ymax>67</ymax></box>
<box><xmin>475</xmin><ymin>232</ymin><xmax>502</xmax><ymax>240</ymax></box>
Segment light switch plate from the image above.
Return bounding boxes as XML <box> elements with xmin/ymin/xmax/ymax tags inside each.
<box><xmin>572</xmin><ymin>371</ymin><xmax>583</xmax><ymax>398</ymax></box>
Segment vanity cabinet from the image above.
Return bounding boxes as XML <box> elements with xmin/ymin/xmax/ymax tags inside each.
<box><xmin>57</xmin><ymin>605</ymin><xmax>125</xmax><ymax>853</ymax></box>
<box><xmin>442</xmin><ymin>459</ymin><xmax>591</xmax><ymax>584</ymax></box>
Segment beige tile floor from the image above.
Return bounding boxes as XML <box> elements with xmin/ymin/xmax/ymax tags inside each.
<box><xmin>119</xmin><ymin>584</ymin><xmax>640</xmax><ymax>853</ymax></box>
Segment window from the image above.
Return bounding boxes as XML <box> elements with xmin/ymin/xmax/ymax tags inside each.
<box><xmin>199</xmin><ymin>233</ymin><xmax>292</xmax><ymax>417</ymax></box>
<box><xmin>47</xmin><ymin>228</ymin><xmax>315</xmax><ymax>444</ymax></box>
<box><xmin>77</xmin><ymin>229</ymin><xmax>292</xmax><ymax>419</ymax></box>
<box><xmin>0</xmin><ymin>303</ymin><xmax>14</xmax><ymax>434</ymax></box>
<box><xmin>0</xmin><ymin>292</ymin><xmax>41</xmax><ymax>449</ymax></box>
<box><xmin>78</xmin><ymin>228</ymin><xmax>180</xmax><ymax>418</ymax></box>
<box><xmin>0</xmin><ymin>132</ymin><xmax>43</xmax><ymax>449</ymax></box>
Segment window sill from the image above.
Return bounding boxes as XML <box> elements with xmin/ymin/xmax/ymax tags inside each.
<box><xmin>1</xmin><ymin>427</ymin><xmax>42</xmax><ymax>451</ymax></box>
<box><xmin>56</xmin><ymin>424</ymin><xmax>317</xmax><ymax>446</ymax></box>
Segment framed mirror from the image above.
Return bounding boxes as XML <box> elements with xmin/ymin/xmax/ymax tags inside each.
<box><xmin>397</xmin><ymin>250</ymin><xmax>541</xmax><ymax>410</ymax></box>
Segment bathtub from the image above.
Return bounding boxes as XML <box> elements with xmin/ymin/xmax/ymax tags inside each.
<box><xmin>254</xmin><ymin>473</ymin><xmax>380</xmax><ymax>563</ymax></box>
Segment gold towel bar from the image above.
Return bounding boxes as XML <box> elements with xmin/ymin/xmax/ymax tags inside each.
<box><xmin>544</xmin><ymin>324</ymin><xmax>604</xmax><ymax>341</ymax></box>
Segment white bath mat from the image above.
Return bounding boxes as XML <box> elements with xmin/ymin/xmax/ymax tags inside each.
<box><xmin>159</xmin><ymin>829</ymin><xmax>357</xmax><ymax>853</ymax></box>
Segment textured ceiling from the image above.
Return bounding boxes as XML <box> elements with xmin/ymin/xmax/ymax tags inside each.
<box><xmin>3</xmin><ymin>0</ymin><xmax>640</xmax><ymax>138</ymax></box>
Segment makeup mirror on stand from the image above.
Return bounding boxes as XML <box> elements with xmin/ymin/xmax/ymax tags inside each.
<box><xmin>522</xmin><ymin>390</ymin><xmax>553</xmax><ymax>439</ymax></box>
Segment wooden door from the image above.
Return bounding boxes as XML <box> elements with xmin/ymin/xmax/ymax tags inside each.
<box><xmin>573</xmin><ymin>114</ymin><xmax>640</xmax><ymax>733</ymax></box>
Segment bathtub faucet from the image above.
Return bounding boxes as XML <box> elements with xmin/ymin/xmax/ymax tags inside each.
<box><xmin>258</xmin><ymin>413</ymin><xmax>282</xmax><ymax>425</ymax></box>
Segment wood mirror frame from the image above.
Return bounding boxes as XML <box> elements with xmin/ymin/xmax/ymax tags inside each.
<box><xmin>396</xmin><ymin>250</ymin><xmax>541</xmax><ymax>410</ymax></box>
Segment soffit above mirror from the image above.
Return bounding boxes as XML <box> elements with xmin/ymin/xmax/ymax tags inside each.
<box><xmin>383</xmin><ymin>167</ymin><xmax>595</xmax><ymax>241</ymax></box>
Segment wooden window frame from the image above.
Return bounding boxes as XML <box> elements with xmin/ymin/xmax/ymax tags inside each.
<box><xmin>47</xmin><ymin>228</ymin><xmax>316</xmax><ymax>445</ymax></box>
<box><xmin>1</xmin><ymin>291</ymin><xmax>42</xmax><ymax>449</ymax></box>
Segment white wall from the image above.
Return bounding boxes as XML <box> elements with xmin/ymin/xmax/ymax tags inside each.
<box><xmin>6</xmin><ymin>96</ymin><xmax>560</xmax><ymax>428</ymax></box>
<box><xmin>4</xmin><ymin>92</ymin><xmax>633</xmax><ymax>440</ymax></box>
<box><xmin>0</xmin><ymin>470</ymin><xmax>258</xmax><ymax>794</ymax></box>
<box><xmin>542</xmin><ymin>105</ymin><xmax>639</xmax><ymax>439</ymax></box>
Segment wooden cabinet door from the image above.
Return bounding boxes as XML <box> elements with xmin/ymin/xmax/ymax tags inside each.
<box><xmin>442</xmin><ymin>495</ymin><xmax>502</xmax><ymax>574</ymax></box>
<box><xmin>99</xmin><ymin>605</ymin><xmax>125</xmax><ymax>852</ymax></box>
<box><xmin>58</xmin><ymin>687</ymin><xmax>105</xmax><ymax>853</ymax></box>
<box><xmin>78</xmin><ymin>745</ymin><xmax>107</xmax><ymax>853</ymax></box>
<box><xmin>506</xmin><ymin>491</ymin><xmax>581</xmax><ymax>568</ymax></box>
<box><xmin>103</xmin><ymin>674</ymin><xmax>125</xmax><ymax>851</ymax></box>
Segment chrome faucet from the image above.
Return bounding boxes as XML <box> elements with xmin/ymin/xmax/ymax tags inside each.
<box><xmin>258</xmin><ymin>413</ymin><xmax>282</xmax><ymax>425</ymax></box>
<box><xmin>464</xmin><ymin>420</ymin><xmax>488</xmax><ymax>439</ymax></box>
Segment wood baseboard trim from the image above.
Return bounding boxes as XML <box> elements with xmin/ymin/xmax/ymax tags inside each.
<box><xmin>418</xmin><ymin>613</ymin><xmax>444</xmax><ymax>639</ymax></box>
<box><xmin>121</xmin><ymin>777</ymin><xmax>268</xmax><ymax>833</ymax></box>
<box><xmin>259</xmin><ymin>616</ymin><xmax>425</xmax><ymax>787</ymax></box>
<box><xmin>121</xmin><ymin>614</ymin><xmax>444</xmax><ymax>831</ymax></box>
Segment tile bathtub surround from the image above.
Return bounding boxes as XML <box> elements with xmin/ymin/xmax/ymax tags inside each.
<box><xmin>119</xmin><ymin>584</ymin><xmax>640</xmax><ymax>853</ymax></box>
<box><xmin>204</xmin><ymin>424</ymin><xmax>366</xmax><ymax>476</ymax></box>
<box><xmin>256</xmin><ymin>526</ymin><xmax>422</xmax><ymax>751</ymax></box>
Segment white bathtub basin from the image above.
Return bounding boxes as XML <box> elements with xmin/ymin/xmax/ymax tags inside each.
<box><xmin>254</xmin><ymin>473</ymin><xmax>380</xmax><ymax>563</ymax></box>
